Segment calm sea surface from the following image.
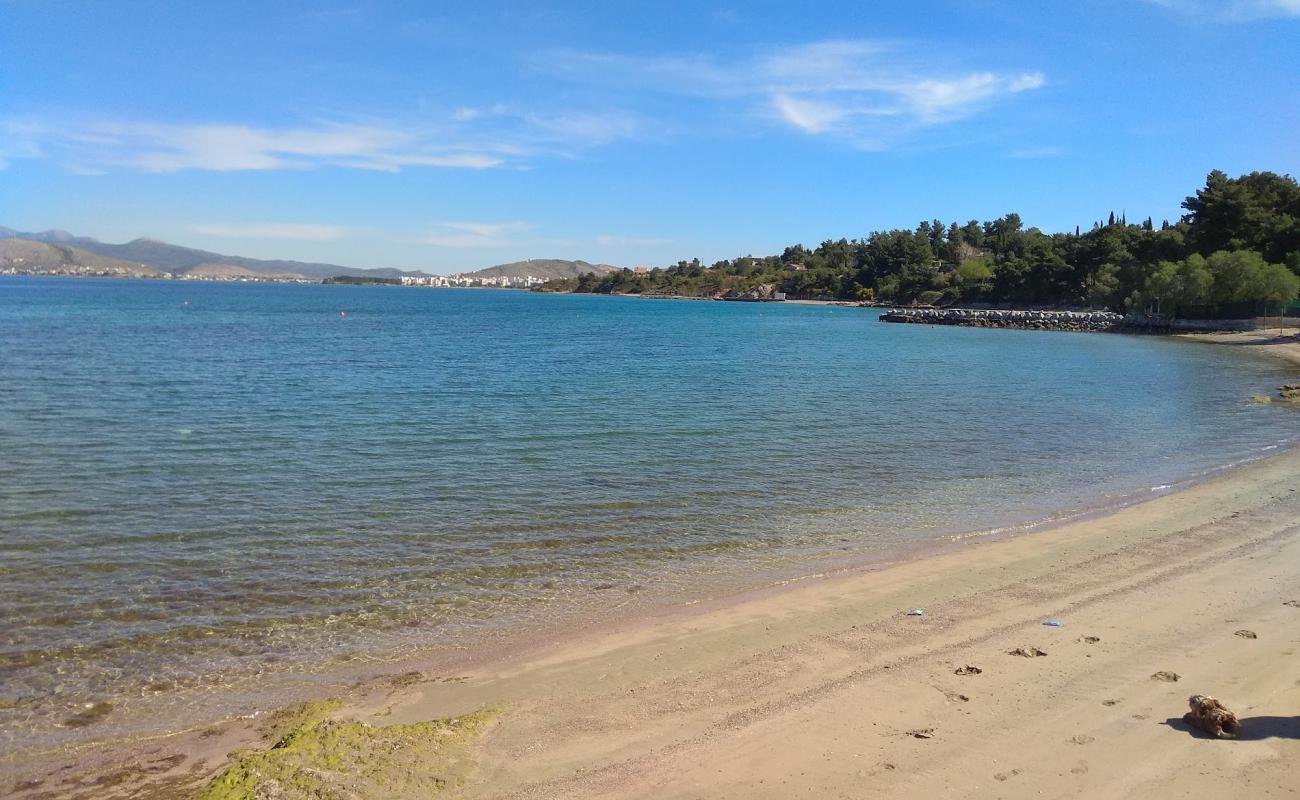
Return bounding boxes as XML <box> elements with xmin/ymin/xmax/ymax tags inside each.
<box><xmin>2</xmin><ymin>276</ymin><xmax>1298</xmax><ymax>750</ymax></box>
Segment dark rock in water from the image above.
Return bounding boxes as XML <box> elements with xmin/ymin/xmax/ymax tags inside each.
<box><xmin>62</xmin><ymin>701</ymin><xmax>114</xmax><ymax>728</ymax></box>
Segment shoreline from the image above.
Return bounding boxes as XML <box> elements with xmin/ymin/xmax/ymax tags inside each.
<box><xmin>6</xmin><ymin>336</ymin><xmax>1300</xmax><ymax>798</ymax></box>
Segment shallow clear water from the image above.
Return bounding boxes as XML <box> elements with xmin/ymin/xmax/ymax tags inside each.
<box><xmin>2</xmin><ymin>277</ymin><xmax>1298</xmax><ymax>749</ymax></box>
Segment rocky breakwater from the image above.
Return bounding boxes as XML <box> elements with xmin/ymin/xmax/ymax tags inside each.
<box><xmin>879</xmin><ymin>308</ymin><xmax>1124</xmax><ymax>332</ymax></box>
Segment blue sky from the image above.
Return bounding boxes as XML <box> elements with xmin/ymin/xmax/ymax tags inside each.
<box><xmin>2</xmin><ymin>0</ymin><xmax>1298</xmax><ymax>272</ymax></box>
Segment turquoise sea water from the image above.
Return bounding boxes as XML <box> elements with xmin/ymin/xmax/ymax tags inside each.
<box><xmin>2</xmin><ymin>276</ymin><xmax>1298</xmax><ymax>750</ymax></box>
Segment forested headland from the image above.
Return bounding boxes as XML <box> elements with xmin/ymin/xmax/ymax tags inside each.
<box><xmin>540</xmin><ymin>171</ymin><xmax>1300</xmax><ymax>317</ymax></box>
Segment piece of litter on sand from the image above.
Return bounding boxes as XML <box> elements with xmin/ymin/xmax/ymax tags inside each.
<box><xmin>907</xmin><ymin>728</ymin><xmax>935</xmax><ymax>739</ymax></box>
<box><xmin>1234</xmin><ymin>629</ymin><xmax>1257</xmax><ymax>639</ymax></box>
<box><xmin>1151</xmin><ymin>670</ymin><xmax>1180</xmax><ymax>682</ymax></box>
<box><xmin>905</xmin><ymin>609</ymin><xmax>924</xmax><ymax>616</ymax></box>
<box><xmin>1042</xmin><ymin>620</ymin><xmax>1063</xmax><ymax>627</ymax></box>
<box><xmin>954</xmin><ymin>665</ymin><xmax>983</xmax><ymax>676</ymax></box>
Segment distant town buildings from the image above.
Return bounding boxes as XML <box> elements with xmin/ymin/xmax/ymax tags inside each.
<box><xmin>400</xmin><ymin>274</ymin><xmax>547</xmax><ymax>288</ymax></box>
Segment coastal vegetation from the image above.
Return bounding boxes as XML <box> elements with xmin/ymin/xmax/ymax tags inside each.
<box><xmin>541</xmin><ymin>171</ymin><xmax>1300</xmax><ymax>317</ymax></box>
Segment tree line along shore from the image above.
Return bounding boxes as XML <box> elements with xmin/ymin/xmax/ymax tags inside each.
<box><xmin>539</xmin><ymin>170</ymin><xmax>1300</xmax><ymax>322</ymax></box>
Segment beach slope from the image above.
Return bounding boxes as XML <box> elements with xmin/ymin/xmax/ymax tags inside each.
<box><xmin>367</xmin><ymin>447</ymin><xmax>1300</xmax><ymax>799</ymax></box>
<box><xmin>10</xmin><ymin>394</ymin><xmax>1300</xmax><ymax>800</ymax></box>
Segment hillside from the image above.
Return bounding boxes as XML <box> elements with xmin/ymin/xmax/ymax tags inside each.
<box><xmin>0</xmin><ymin>238</ymin><xmax>162</xmax><ymax>278</ymax></box>
<box><xmin>181</xmin><ymin>262</ymin><xmax>307</xmax><ymax>280</ymax></box>
<box><xmin>3</xmin><ymin>228</ymin><xmax>418</xmax><ymax>280</ymax></box>
<box><xmin>465</xmin><ymin>259</ymin><xmax>618</xmax><ymax>280</ymax></box>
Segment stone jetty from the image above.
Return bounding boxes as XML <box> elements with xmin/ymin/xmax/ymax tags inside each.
<box><xmin>879</xmin><ymin>308</ymin><xmax>1124</xmax><ymax>332</ymax></box>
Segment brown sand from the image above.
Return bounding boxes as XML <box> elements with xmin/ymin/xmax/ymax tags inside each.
<box><xmin>7</xmin><ymin>338</ymin><xmax>1300</xmax><ymax>799</ymax></box>
<box><xmin>1177</xmin><ymin>329</ymin><xmax>1300</xmax><ymax>367</ymax></box>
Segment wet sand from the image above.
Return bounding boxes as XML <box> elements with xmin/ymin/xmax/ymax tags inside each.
<box><xmin>7</xmin><ymin>336</ymin><xmax>1300</xmax><ymax>799</ymax></box>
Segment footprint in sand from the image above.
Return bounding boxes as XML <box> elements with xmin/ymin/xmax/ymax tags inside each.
<box><xmin>994</xmin><ymin>769</ymin><xmax>1022</xmax><ymax>781</ymax></box>
<box><xmin>1068</xmin><ymin>734</ymin><xmax>1095</xmax><ymax>745</ymax></box>
<box><xmin>1007</xmin><ymin>647</ymin><xmax>1048</xmax><ymax>658</ymax></box>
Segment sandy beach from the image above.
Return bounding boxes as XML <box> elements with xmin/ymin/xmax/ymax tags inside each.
<box><xmin>8</xmin><ymin>334</ymin><xmax>1300</xmax><ymax>799</ymax></box>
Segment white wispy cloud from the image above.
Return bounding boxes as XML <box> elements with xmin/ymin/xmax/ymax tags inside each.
<box><xmin>1009</xmin><ymin>145</ymin><xmax>1065</xmax><ymax>159</ymax></box>
<box><xmin>1143</xmin><ymin>0</ymin><xmax>1300</xmax><ymax>19</ymax></box>
<box><xmin>417</xmin><ymin>221</ymin><xmax>535</xmax><ymax>249</ymax></box>
<box><xmin>1</xmin><ymin>105</ymin><xmax>643</xmax><ymax>174</ymax></box>
<box><xmin>190</xmin><ymin>222</ymin><xmax>363</xmax><ymax>241</ymax></box>
<box><xmin>594</xmin><ymin>234</ymin><xmax>672</xmax><ymax>247</ymax></box>
<box><xmin>410</xmin><ymin>223</ymin><xmax>669</xmax><ymax>253</ymax></box>
<box><xmin>2</xmin><ymin>118</ymin><xmax>509</xmax><ymax>174</ymax></box>
<box><xmin>539</xmin><ymin>40</ymin><xmax>1046</xmax><ymax>147</ymax></box>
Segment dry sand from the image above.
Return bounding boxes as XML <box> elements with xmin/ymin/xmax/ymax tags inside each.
<box><xmin>8</xmin><ymin>335</ymin><xmax>1300</xmax><ymax>799</ymax></box>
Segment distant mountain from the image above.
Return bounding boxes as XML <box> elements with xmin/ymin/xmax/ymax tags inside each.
<box><xmin>464</xmin><ymin>259</ymin><xmax>618</xmax><ymax>280</ymax></box>
<box><xmin>2</xmin><ymin>227</ymin><xmax>419</xmax><ymax>280</ymax></box>
<box><xmin>3</xmin><ymin>226</ymin><xmax>621</xmax><ymax>283</ymax></box>
<box><xmin>0</xmin><ymin>238</ymin><xmax>163</xmax><ymax>277</ymax></box>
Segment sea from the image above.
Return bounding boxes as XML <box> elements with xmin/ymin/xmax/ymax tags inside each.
<box><xmin>2</xmin><ymin>276</ymin><xmax>1298</xmax><ymax>753</ymax></box>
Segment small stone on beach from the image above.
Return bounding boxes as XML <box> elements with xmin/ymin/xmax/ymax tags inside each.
<box><xmin>954</xmin><ymin>665</ymin><xmax>983</xmax><ymax>675</ymax></box>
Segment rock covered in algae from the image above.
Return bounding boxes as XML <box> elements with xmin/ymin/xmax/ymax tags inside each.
<box><xmin>201</xmin><ymin>699</ymin><xmax>497</xmax><ymax>800</ymax></box>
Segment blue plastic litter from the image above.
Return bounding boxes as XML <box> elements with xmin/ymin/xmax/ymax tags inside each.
<box><xmin>1042</xmin><ymin>620</ymin><xmax>1063</xmax><ymax>627</ymax></box>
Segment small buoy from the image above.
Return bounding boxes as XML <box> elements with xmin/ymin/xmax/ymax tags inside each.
<box><xmin>182</xmin><ymin>299</ymin><xmax>189</xmax><ymax>306</ymax></box>
<box><xmin>340</xmin><ymin>310</ymin><xmax>346</xmax><ymax>317</ymax></box>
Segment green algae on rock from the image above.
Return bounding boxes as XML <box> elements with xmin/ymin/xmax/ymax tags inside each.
<box><xmin>201</xmin><ymin>700</ymin><xmax>497</xmax><ymax>800</ymax></box>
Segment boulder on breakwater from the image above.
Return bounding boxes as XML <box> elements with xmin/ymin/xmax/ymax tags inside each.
<box><xmin>879</xmin><ymin>307</ymin><xmax>1123</xmax><ymax>332</ymax></box>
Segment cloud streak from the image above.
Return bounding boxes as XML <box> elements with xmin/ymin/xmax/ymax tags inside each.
<box><xmin>417</xmin><ymin>221</ymin><xmax>535</xmax><ymax>249</ymax></box>
<box><xmin>5</xmin><ymin>119</ymin><xmax>510</xmax><ymax>174</ymax></box>
<box><xmin>4</xmin><ymin>39</ymin><xmax>1046</xmax><ymax>173</ymax></box>
<box><xmin>191</xmin><ymin>222</ymin><xmax>364</xmax><ymax>241</ymax></box>
<box><xmin>1</xmin><ymin>106</ymin><xmax>642</xmax><ymax>174</ymax></box>
<box><xmin>1144</xmin><ymin>0</ymin><xmax>1300</xmax><ymax>19</ymax></box>
<box><xmin>538</xmin><ymin>40</ymin><xmax>1046</xmax><ymax>147</ymax></box>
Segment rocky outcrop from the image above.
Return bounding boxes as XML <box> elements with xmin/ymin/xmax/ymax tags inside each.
<box><xmin>722</xmin><ymin>283</ymin><xmax>781</xmax><ymax>301</ymax></box>
<box><xmin>879</xmin><ymin>308</ymin><xmax>1123</xmax><ymax>332</ymax></box>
